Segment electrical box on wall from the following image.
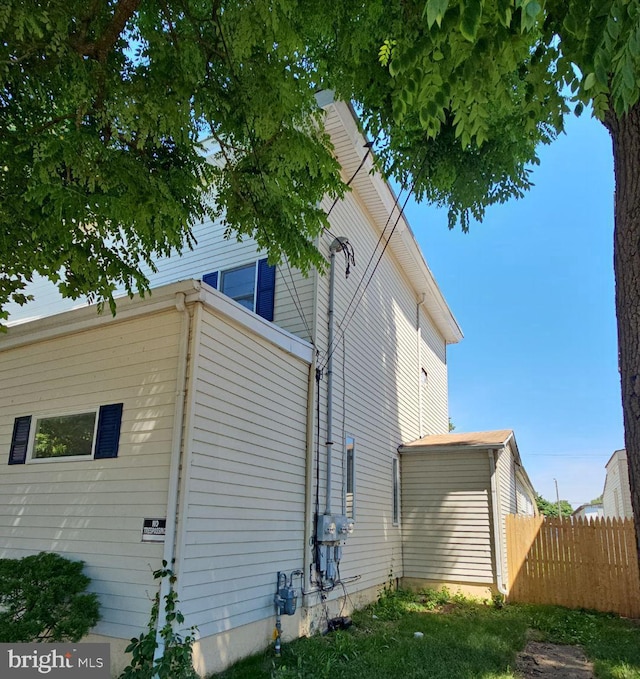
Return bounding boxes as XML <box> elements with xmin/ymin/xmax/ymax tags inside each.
<box><xmin>316</xmin><ymin>514</ymin><xmax>337</xmax><ymax>543</ymax></box>
<box><xmin>316</xmin><ymin>514</ymin><xmax>354</xmax><ymax>545</ymax></box>
<box><xmin>334</xmin><ymin>514</ymin><xmax>355</xmax><ymax>537</ymax></box>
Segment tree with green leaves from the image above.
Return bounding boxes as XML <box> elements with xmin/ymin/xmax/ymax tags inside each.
<box><xmin>331</xmin><ymin>0</ymin><xmax>640</xmax><ymax>562</ymax></box>
<box><xmin>535</xmin><ymin>494</ymin><xmax>574</xmax><ymax>519</ymax></box>
<box><xmin>0</xmin><ymin>0</ymin><xmax>346</xmax><ymax>318</ymax></box>
<box><xmin>2</xmin><ymin>1</ymin><xmax>640</xmax><ymax>563</ymax></box>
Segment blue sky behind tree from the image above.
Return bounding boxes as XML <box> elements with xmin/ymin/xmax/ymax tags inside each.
<box><xmin>406</xmin><ymin>110</ymin><xmax>621</xmax><ymax>508</ymax></box>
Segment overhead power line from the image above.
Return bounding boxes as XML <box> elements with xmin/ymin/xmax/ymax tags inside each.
<box><xmin>319</xmin><ymin>153</ymin><xmax>430</xmax><ymax>373</ymax></box>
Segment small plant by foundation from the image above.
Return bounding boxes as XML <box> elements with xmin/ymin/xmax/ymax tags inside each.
<box><xmin>120</xmin><ymin>562</ymin><xmax>198</xmax><ymax>679</ymax></box>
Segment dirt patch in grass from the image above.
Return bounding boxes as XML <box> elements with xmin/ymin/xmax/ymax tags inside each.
<box><xmin>517</xmin><ymin>641</ymin><xmax>595</xmax><ymax>679</ymax></box>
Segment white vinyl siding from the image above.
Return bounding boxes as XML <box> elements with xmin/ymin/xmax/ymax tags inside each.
<box><xmin>603</xmin><ymin>450</ymin><xmax>633</xmax><ymax>519</ymax></box>
<box><xmin>307</xmin><ymin>176</ymin><xmax>449</xmax><ymax>592</ymax></box>
<box><xmin>0</xmin><ymin>309</ymin><xmax>181</xmax><ymax>638</ymax></box>
<box><xmin>419</xmin><ymin>305</ymin><xmax>449</xmax><ymax>434</ymax></box>
<box><xmin>495</xmin><ymin>446</ymin><xmax>516</xmax><ymax>585</ymax></box>
<box><xmin>273</xmin><ymin>263</ymin><xmax>315</xmax><ymax>343</ymax></box>
<box><xmin>401</xmin><ymin>451</ymin><xmax>495</xmax><ymax>584</ymax></box>
<box><xmin>515</xmin><ymin>477</ymin><xmax>535</xmax><ymax>515</ymax></box>
<box><xmin>178</xmin><ymin>305</ymin><xmax>310</xmax><ymax>637</ymax></box>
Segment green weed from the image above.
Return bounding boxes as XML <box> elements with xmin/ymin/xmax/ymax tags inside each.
<box><xmin>208</xmin><ymin>589</ymin><xmax>640</xmax><ymax>679</ymax></box>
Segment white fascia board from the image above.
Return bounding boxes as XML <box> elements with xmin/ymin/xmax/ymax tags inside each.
<box><xmin>398</xmin><ymin>443</ymin><xmax>502</xmax><ymax>455</ymax></box>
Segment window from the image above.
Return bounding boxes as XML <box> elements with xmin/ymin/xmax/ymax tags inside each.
<box><xmin>8</xmin><ymin>404</ymin><xmax>123</xmax><ymax>464</ymax></box>
<box><xmin>221</xmin><ymin>264</ymin><xmax>255</xmax><ymax>311</ymax></box>
<box><xmin>33</xmin><ymin>412</ymin><xmax>97</xmax><ymax>459</ymax></box>
<box><xmin>345</xmin><ymin>436</ymin><xmax>355</xmax><ymax>519</ymax></box>
<box><xmin>392</xmin><ymin>457</ymin><xmax>400</xmax><ymax>525</ymax></box>
<box><xmin>202</xmin><ymin>258</ymin><xmax>275</xmax><ymax>321</ymax></box>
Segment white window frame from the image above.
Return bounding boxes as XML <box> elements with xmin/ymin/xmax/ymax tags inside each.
<box><xmin>27</xmin><ymin>408</ymin><xmax>100</xmax><ymax>463</ymax></box>
<box><xmin>392</xmin><ymin>457</ymin><xmax>400</xmax><ymax>526</ymax></box>
<box><xmin>219</xmin><ymin>262</ymin><xmax>259</xmax><ymax>312</ymax></box>
<box><xmin>345</xmin><ymin>435</ymin><xmax>356</xmax><ymax>519</ymax></box>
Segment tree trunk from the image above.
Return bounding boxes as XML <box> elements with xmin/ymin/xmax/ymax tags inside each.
<box><xmin>605</xmin><ymin>99</ymin><xmax>640</xmax><ymax>564</ymax></box>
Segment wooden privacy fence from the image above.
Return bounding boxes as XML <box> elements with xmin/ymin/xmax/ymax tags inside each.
<box><xmin>506</xmin><ymin>515</ymin><xmax>640</xmax><ymax>618</ymax></box>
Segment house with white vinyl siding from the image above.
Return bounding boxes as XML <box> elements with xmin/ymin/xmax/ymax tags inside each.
<box><xmin>0</xmin><ymin>95</ymin><xmax>536</xmax><ymax>675</ymax></box>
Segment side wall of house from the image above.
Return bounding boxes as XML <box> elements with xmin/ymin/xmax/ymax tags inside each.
<box><xmin>308</xmin><ymin>182</ymin><xmax>449</xmax><ymax>597</ymax></box>
<box><xmin>177</xmin><ymin>303</ymin><xmax>311</xmax><ymax>672</ymax></box>
<box><xmin>515</xmin><ymin>475</ymin><xmax>536</xmax><ymax>516</ymax></box>
<box><xmin>603</xmin><ymin>451</ymin><xmax>633</xmax><ymax>519</ymax></box>
<box><xmin>142</xmin><ymin>219</ymin><xmax>316</xmax><ymax>344</ymax></box>
<box><xmin>0</xmin><ymin>309</ymin><xmax>182</xmax><ymax>639</ymax></box>
<box><xmin>495</xmin><ymin>445</ymin><xmax>517</xmax><ymax>587</ymax></box>
<box><xmin>400</xmin><ymin>451</ymin><xmax>495</xmax><ymax>588</ymax></box>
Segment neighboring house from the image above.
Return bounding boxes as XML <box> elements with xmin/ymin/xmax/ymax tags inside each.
<box><xmin>0</xmin><ymin>96</ymin><xmax>534</xmax><ymax>675</ymax></box>
<box><xmin>572</xmin><ymin>503</ymin><xmax>604</xmax><ymax>522</ymax></box>
<box><xmin>398</xmin><ymin>430</ymin><xmax>537</xmax><ymax>598</ymax></box>
<box><xmin>603</xmin><ymin>449</ymin><xmax>633</xmax><ymax>519</ymax></box>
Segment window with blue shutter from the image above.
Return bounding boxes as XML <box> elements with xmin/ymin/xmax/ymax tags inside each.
<box><xmin>7</xmin><ymin>404</ymin><xmax>123</xmax><ymax>463</ymax></box>
<box><xmin>256</xmin><ymin>258</ymin><xmax>276</xmax><ymax>321</ymax></box>
<box><xmin>210</xmin><ymin>259</ymin><xmax>276</xmax><ymax>320</ymax></box>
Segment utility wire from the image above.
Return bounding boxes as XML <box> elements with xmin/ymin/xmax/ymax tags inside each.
<box><xmin>318</xmin><ymin>184</ymin><xmax>406</xmax><ymax>371</ymax></box>
<box><xmin>319</xmin><ymin>153</ymin><xmax>430</xmax><ymax>373</ymax></box>
<box><xmin>277</xmin><ymin>258</ymin><xmax>315</xmax><ymax>344</ymax></box>
<box><xmin>325</xmin><ymin>140</ymin><xmax>377</xmax><ymax>218</ymax></box>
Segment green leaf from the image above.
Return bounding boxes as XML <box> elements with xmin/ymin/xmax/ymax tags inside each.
<box><xmin>622</xmin><ymin>58</ymin><xmax>635</xmax><ymax>90</ymax></box>
<box><xmin>460</xmin><ymin>0</ymin><xmax>483</xmax><ymax>41</ymax></box>
<box><xmin>583</xmin><ymin>72</ymin><xmax>596</xmax><ymax>90</ymax></box>
<box><xmin>520</xmin><ymin>0</ymin><xmax>541</xmax><ymax>31</ymax></box>
<box><xmin>424</xmin><ymin>0</ymin><xmax>450</xmax><ymax>28</ymax></box>
<box><xmin>496</xmin><ymin>0</ymin><xmax>513</xmax><ymax>27</ymax></box>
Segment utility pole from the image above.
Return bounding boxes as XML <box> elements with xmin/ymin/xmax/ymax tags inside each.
<box><xmin>554</xmin><ymin>478</ymin><xmax>562</xmax><ymax>520</ymax></box>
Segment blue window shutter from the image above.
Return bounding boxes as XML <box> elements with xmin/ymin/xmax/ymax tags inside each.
<box><xmin>256</xmin><ymin>258</ymin><xmax>276</xmax><ymax>321</ymax></box>
<box><xmin>9</xmin><ymin>416</ymin><xmax>31</xmax><ymax>465</ymax></box>
<box><xmin>94</xmin><ymin>404</ymin><xmax>123</xmax><ymax>459</ymax></box>
<box><xmin>203</xmin><ymin>271</ymin><xmax>218</xmax><ymax>289</ymax></box>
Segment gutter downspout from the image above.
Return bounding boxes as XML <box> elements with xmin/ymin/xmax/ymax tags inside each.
<box><xmin>153</xmin><ymin>292</ymin><xmax>192</xmax><ymax>663</ymax></box>
<box><xmin>488</xmin><ymin>449</ymin><xmax>508</xmax><ymax>595</ymax></box>
<box><xmin>303</xmin><ymin>355</ymin><xmax>318</xmax><ymax>595</ymax></box>
<box><xmin>325</xmin><ymin>238</ymin><xmax>348</xmax><ymax>514</ymax></box>
<box><xmin>417</xmin><ymin>294</ymin><xmax>425</xmax><ymax>438</ymax></box>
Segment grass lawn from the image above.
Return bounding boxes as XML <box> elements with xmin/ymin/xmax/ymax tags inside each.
<box><xmin>208</xmin><ymin>589</ymin><xmax>640</xmax><ymax>679</ymax></box>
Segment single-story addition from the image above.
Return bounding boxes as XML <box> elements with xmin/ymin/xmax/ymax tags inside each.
<box><xmin>398</xmin><ymin>430</ymin><xmax>537</xmax><ymax>598</ymax></box>
<box><xmin>0</xmin><ymin>280</ymin><xmax>315</xmax><ymax>675</ymax></box>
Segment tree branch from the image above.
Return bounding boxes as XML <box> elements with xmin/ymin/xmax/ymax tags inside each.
<box><xmin>73</xmin><ymin>0</ymin><xmax>142</xmax><ymax>62</ymax></box>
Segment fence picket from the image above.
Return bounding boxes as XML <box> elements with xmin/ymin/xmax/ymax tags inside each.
<box><xmin>506</xmin><ymin>515</ymin><xmax>640</xmax><ymax>618</ymax></box>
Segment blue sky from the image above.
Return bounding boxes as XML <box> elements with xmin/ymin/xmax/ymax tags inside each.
<box><xmin>404</xmin><ymin>111</ymin><xmax>622</xmax><ymax>508</ymax></box>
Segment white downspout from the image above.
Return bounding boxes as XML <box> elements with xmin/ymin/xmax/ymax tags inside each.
<box><xmin>153</xmin><ymin>292</ymin><xmax>192</xmax><ymax>662</ymax></box>
<box><xmin>303</xmin><ymin>356</ymin><xmax>318</xmax><ymax>595</ymax></box>
<box><xmin>325</xmin><ymin>237</ymin><xmax>348</xmax><ymax>515</ymax></box>
<box><xmin>417</xmin><ymin>294</ymin><xmax>425</xmax><ymax>438</ymax></box>
<box><xmin>488</xmin><ymin>449</ymin><xmax>508</xmax><ymax>595</ymax></box>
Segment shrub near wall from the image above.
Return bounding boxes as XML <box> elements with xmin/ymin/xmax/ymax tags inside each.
<box><xmin>0</xmin><ymin>552</ymin><xmax>100</xmax><ymax>642</ymax></box>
